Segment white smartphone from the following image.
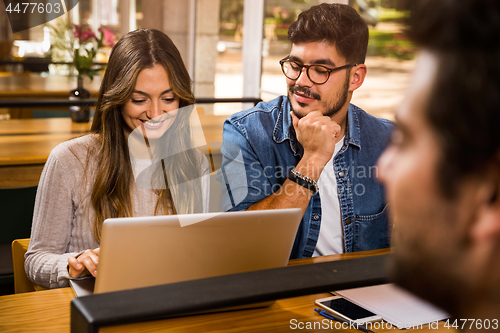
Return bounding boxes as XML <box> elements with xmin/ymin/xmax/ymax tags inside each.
<box><xmin>315</xmin><ymin>296</ymin><xmax>382</xmax><ymax>325</ymax></box>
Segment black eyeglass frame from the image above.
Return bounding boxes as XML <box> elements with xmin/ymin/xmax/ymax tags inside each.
<box><xmin>279</xmin><ymin>57</ymin><xmax>357</xmax><ymax>85</ymax></box>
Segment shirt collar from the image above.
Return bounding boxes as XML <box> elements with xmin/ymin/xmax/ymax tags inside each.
<box><xmin>272</xmin><ymin>97</ymin><xmax>303</xmax><ymax>156</ymax></box>
<box><xmin>346</xmin><ymin>104</ymin><xmax>361</xmax><ymax>149</ymax></box>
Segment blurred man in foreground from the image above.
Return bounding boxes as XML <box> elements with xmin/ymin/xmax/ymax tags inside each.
<box><xmin>378</xmin><ymin>0</ymin><xmax>500</xmax><ymax>324</ymax></box>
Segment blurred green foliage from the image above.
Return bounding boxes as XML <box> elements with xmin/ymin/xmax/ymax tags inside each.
<box><xmin>378</xmin><ymin>8</ymin><xmax>409</xmax><ymax>22</ymax></box>
<box><xmin>368</xmin><ymin>30</ymin><xmax>416</xmax><ymax>60</ymax></box>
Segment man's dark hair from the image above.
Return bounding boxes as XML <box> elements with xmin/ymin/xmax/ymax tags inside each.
<box><xmin>406</xmin><ymin>0</ymin><xmax>500</xmax><ymax>198</ymax></box>
<box><xmin>288</xmin><ymin>3</ymin><xmax>369</xmax><ymax>64</ymax></box>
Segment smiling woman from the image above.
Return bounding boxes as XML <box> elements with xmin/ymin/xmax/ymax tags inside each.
<box><xmin>121</xmin><ymin>65</ymin><xmax>180</xmax><ymax>139</ymax></box>
<box><xmin>24</xmin><ymin>29</ymin><xmax>209</xmax><ymax>289</ymax></box>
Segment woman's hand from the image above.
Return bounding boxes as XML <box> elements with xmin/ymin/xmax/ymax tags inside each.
<box><xmin>68</xmin><ymin>248</ymin><xmax>100</xmax><ymax>278</ymax></box>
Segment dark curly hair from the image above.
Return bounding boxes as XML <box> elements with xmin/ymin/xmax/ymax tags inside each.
<box><xmin>288</xmin><ymin>3</ymin><xmax>369</xmax><ymax>64</ymax></box>
<box><xmin>405</xmin><ymin>0</ymin><xmax>500</xmax><ymax>198</ymax></box>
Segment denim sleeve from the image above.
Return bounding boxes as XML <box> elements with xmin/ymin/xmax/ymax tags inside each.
<box><xmin>216</xmin><ymin>119</ymin><xmax>271</xmax><ymax>212</ymax></box>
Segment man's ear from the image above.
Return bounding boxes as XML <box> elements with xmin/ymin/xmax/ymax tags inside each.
<box><xmin>348</xmin><ymin>64</ymin><xmax>367</xmax><ymax>92</ymax></box>
<box><xmin>471</xmin><ymin>157</ymin><xmax>500</xmax><ymax>241</ymax></box>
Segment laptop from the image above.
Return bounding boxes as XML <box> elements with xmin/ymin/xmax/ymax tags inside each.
<box><xmin>69</xmin><ymin>208</ymin><xmax>302</xmax><ymax>297</ymax></box>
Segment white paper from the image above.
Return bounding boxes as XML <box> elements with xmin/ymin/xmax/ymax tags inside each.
<box><xmin>335</xmin><ymin>283</ymin><xmax>450</xmax><ymax>329</ymax></box>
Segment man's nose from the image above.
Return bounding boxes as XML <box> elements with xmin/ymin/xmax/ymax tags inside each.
<box><xmin>295</xmin><ymin>67</ymin><xmax>313</xmax><ymax>87</ymax></box>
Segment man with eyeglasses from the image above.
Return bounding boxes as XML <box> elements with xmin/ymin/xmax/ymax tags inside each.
<box><xmin>218</xmin><ymin>3</ymin><xmax>393</xmax><ymax>258</ymax></box>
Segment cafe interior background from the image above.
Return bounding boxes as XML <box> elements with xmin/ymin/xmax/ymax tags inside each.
<box><xmin>0</xmin><ymin>0</ymin><xmax>415</xmax><ymax>120</ymax></box>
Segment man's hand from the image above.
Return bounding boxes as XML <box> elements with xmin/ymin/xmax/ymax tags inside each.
<box><xmin>291</xmin><ymin>111</ymin><xmax>341</xmax><ymax>168</ymax></box>
<box><xmin>247</xmin><ymin>111</ymin><xmax>340</xmax><ymax>212</ymax></box>
<box><xmin>68</xmin><ymin>248</ymin><xmax>100</xmax><ymax>278</ymax></box>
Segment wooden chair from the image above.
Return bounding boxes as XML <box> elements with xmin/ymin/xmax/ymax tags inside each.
<box><xmin>11</xmin><ymin>238</ymin><xmax>35</xmax><ymax>293</ymax></box>
<box><xmin>11</xmin><ymin>238</ymin><xmax>46</xmax><ymax>293</ymax></box>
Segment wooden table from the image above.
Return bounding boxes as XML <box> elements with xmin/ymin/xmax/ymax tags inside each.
<box><xmin>0</xmin><ymin>74</ymin><xmax>103</xmax><ymax>118</ymax></box>
<box><xmin>0</xmin><ymin>249</ymin><xmax>454</xmax><ymax>333</ymax></box>
<box><xmin>0</xmin><ymin>115</ymin><xmax>227</xmax><ymax>188</ymax></box>
<box><xmin>0</xmin><ymin>74</ymin><xmax>102</xmax><ymax>97</ymax></box>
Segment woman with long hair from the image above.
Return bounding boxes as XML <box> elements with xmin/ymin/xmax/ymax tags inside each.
<box><xmin>25</xmin><ymin>29</ymin><xmax>208</xmax><ymax>288</ymax></box>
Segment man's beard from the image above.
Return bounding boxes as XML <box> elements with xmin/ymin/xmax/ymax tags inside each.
<box><xmin>389</xmin><ymin>221</ymin><xmax>469</xmax><ymax>319</ymax></box>
<box><xmin>390</xmin><ymin>251</ymin><xmax>463</xmax><ymax>317</ymax></box>
<box><xmin>288</xmin><ymin>73</ymin><xmax>350</xmax><ymax>119</ymax></box>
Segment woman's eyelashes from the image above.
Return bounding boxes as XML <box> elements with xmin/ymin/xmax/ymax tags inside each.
<box><xmin>130</xmin><ymin>97</ymin><xmax>176</xmax><ymax>105</ymax></box>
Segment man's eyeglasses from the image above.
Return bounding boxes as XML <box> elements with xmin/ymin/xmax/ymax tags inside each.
<box><xmin>279</xmin><ymin>57</ymin><xmax>357</xmax><ymax>85</ymax></box>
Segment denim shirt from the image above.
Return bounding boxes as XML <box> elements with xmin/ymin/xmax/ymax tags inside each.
<box><xmin>217</xmin><ymin>96</ymin><xmax>393</xmax><ymax>258</ymax></box>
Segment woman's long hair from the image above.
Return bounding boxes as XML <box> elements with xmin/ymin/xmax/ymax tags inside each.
<box><xmin>89</xmin><ymin>29</ymin><xmax>202</xmax><ymax>241</ymax></box>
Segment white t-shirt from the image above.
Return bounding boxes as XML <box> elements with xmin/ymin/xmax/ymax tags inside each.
<box><xmin>313</xmin><ymin>136</ymin><xmax>345</xmax><ymax>256</ymax></box>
